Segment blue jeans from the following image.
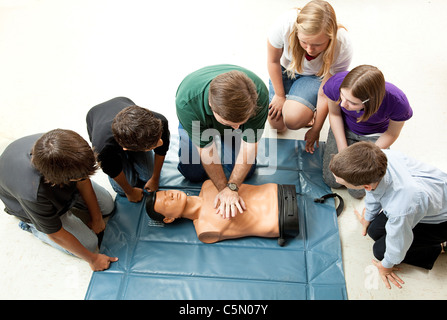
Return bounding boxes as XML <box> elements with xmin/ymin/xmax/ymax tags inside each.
<box><xmin>108</xmin><ymin>150</ymin><xmax>154</xmax><ymax>196</ymax></box>
<box><xmin>177</xmin><ymin>123</ymin><xmax>256</xmax><ymax>182</ymax></box>
<box><xmin>269</xmin><ymin>67</ymin><xmax>321</xmax><ymax>112</ymax></box>
<box><xmin>19</xmin><ymin>180</ymin><xmax>114</xmax><ymax>256</ymax></box>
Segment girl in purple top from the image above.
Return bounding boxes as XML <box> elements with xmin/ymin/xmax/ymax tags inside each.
<box><xmin>322</xmin><ymin>65</ymin><xmax>413</xmax><ymax>198</ymax></box>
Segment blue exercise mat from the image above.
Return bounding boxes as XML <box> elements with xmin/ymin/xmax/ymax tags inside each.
<box><xmin>85</xmin><ymin>137</ymin><xmax>347</xmax><ymax>300</ymax></box>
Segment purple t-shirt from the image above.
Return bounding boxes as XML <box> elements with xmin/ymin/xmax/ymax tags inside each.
<box><xmin>323</xmin><ymin>71</ymin><xmax>413</xmax><ymax>135</ymax></box>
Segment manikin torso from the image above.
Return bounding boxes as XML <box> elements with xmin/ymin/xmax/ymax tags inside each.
<box><xmin>193</xmin><ymin>180</ymin><xmax>279</xmax><ymax>243</ymax></box>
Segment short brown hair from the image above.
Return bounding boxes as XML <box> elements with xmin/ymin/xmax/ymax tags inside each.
<box><xmin>209</xmin><ymin>70</ymin><xmax>259</xmax><ymax>123</ymax></box>
<box><xmin>329</xmin><ymin>141</ymin><xmax>387</xmax><ymax>186</ymax></box>
<box><xmin>112</xmin><ymin>105</ymin><xmax>163</xmax><ymax>151</ymax></box>
<box><xmin>339</xmin><ymin>65</ymin><xmax>386</xmax><ymax>122</ymax></box>
<box><xmin>31</xmin><ymin>129</ymin><xmax>98</xmax><ymax>185</ymax></box>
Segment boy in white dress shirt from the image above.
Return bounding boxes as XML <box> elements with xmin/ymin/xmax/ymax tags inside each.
<box><xmin>330</xmin><ymin>141</ymin><xmax>447</xmax><ymax>289</ymax></box>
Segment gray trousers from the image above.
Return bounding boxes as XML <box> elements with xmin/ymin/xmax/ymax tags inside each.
<box><xmin>322</xmin><ymin>128</ymin><xmax>379</xmax><ymax>199</ymax></box>
<box><xmin>20</xmin><ymin>180</ymin><xmax>114</xmax><ymax>255</ymax></box>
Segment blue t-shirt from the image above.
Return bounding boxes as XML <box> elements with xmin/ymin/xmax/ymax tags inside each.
<box><xmin>323</xmin><ymin>71</ymin><xmax>413</xmax><ymax>135</ymax></box>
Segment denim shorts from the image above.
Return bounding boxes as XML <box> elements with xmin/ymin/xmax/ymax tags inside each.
<box><xmin>269</xmin><ymin>68</ymin><xmax>321</xmax><ymax>112</ymax></box>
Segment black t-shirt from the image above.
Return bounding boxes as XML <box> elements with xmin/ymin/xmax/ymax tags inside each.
<box><xmin>86</xmin><ymin>97</ymin><xmax>170</xmax><ymax>178</ymax></box>
<box><xmin>0</xmin><ymin>134</ymin><xmax>79</xmax><ymax>234</ymax></box>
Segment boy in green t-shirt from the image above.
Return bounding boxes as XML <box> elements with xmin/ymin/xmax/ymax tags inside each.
<box><xmin>175</xmin><ymin>64</ymin><xmax>268</xmax><ymax>220</ymax></box>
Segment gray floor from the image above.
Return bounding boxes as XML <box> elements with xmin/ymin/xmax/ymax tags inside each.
<box><xmin>1</xmin><ymin>0</ymin><xmax>446</xmax><ymax>299</ymax></box>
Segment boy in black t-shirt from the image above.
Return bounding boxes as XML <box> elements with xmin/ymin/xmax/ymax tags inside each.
<box><xmin>87</xmin><ymin>97</ymin><xmax>170</xmax><ymax>202</ymax></box>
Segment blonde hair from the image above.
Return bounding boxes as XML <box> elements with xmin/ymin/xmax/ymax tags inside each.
<box><xmin>287</xmin><ymin>0</ymin><xmax>341</xmax><ymax>78</ymax></box>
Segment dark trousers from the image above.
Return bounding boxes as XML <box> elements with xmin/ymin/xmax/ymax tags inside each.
<box><xmin>368</xmin><ymin>212</ymin><xmax>447</xmax><ymax>269</ymax></box>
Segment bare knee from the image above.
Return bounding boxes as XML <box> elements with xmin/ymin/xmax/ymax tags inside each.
<box><xmin>267</xmin><ymin>115</ymin><xmax>287</xmax><ymax>133</ymax></box>
<box><xmin>282</xmin><ymin>100</ymin><xmax>314</xmax><ymax>130</ymax></box>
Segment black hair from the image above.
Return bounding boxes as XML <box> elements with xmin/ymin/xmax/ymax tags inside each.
<box><xmin>145</xmin><ymin>191</ymin><xmax>165</xmax><ymax>222</ymax></box>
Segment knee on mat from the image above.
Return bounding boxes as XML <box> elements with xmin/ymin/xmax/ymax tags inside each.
<box><xmin>322</xmin><ymin>173</ymin><xmax>343</xmax><ymax>189</ymax></box>
<box><xmin>101</xmin><ymin>197</ymin><xmax>115</xmax><ymax>216</ymax></box>
<box><xmin>83</xmin><ymin>235</ymin><xmax>99</xmax><ymax>253</ymax></box>
<box><xmin>348</xmin><ymin>188</ymin><xmax>365</xmax><ymax>199</ymax></box>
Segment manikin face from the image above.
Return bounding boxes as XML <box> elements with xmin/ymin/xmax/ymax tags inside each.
<box><xmin>154</xmin><ymin>190</ymin><xmax>187</xmax><ymax>221</ymax></box>
<box><xmin>298</xmin><ymin>31</ymin><xmax>330</xmax><ymax>57</ymax></box>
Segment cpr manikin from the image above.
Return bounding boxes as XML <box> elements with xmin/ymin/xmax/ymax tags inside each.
<box><xmin>146</xmin><ymin>180</ymin><xmax>299</xmax><ymax>246</ymax></box>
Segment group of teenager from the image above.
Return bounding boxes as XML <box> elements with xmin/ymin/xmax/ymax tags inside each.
<box><xmin>1</xmin><ymin>0</ymin><xmax>447</xmax><ymax>291</ymax></box>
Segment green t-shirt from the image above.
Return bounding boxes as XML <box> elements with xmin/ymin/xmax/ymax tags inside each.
<box><xmin>176</xmin><ymin>64</ymin><xmax>269</xmax><ymax>148</ymax></box>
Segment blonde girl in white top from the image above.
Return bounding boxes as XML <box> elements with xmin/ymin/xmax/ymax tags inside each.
<box><xmin>267</xmin><ymin>0</ymin><xmax>353</xmax><ymax>153</ymax></box>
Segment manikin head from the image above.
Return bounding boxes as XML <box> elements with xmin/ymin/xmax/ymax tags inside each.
<box><xmin>146</xmin><ymin>190</ymin><xmax>188</xmax><ymax>223</ymax></box>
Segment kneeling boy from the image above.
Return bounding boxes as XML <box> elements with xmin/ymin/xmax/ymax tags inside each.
<box><xmin>330</xmin><ymin>141</ymin><xmax>447</xmax><ymax>289</ymax></box>
<box><xmin>0</xmin><ymin>129</ymin><xmax>117</xmax><ymax>271</ymax></box>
